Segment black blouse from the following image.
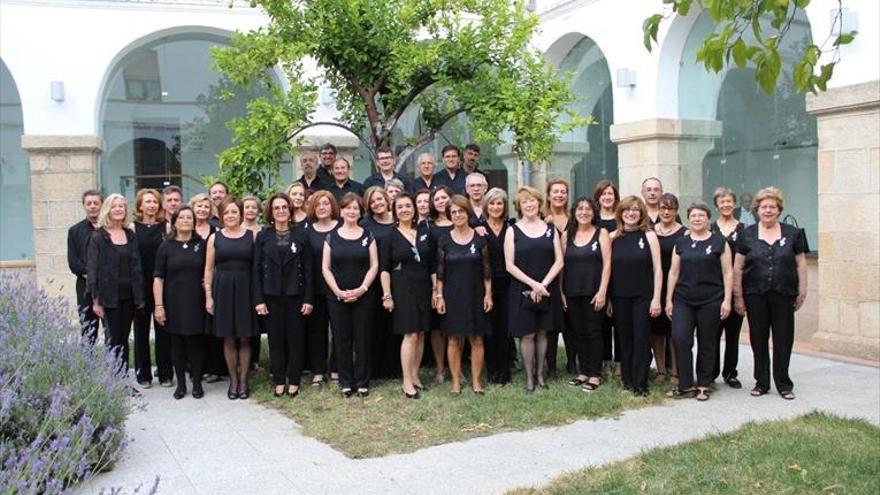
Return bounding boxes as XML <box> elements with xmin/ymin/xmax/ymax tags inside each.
<box><xmin>563</xmin><ymin>229</ymin><xmax>603</xmax><ymax>298</ymax></box>
<box><xmin>673</xmin><ymin>233</ymin><xmax>726</xmax><ymax>305</ymax></box>
<box><xmin>484</xmin><ymin>219</ymin><xmax>513</xmax><ymax>280</ymax></box>
<box><xmin>610</xmin><ymin>230</ymin><xmax>654</xmax><ymax>298</ymax></box>
<box><xmin>736</xmin><ymin>223</ymin><xmax>806</xmax><ymax>297</ymax></box>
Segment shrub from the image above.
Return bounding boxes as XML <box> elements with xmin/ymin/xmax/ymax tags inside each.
<box><xmin>0</xmin><ymin>275</ymin><xmax>131</xmax><ymax>494</ymax></box>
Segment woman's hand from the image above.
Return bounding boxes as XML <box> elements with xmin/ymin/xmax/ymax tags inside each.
<box><xmin>382</xmin><ymin>297</ymin><xmax>394</xmax><ymax>312</ymax></box>
<box><xmin>649</xmin><ymin>298</ymin><xmax>662</xmax><ymax>318</ymax></box>
<box><xmin>93</xmin><ymin>302</ymin><xmax>104</xmax><ymax>320</ymax></box>
<box><xmin>734</xmin><ymin>295</ymin><xmax>746</xmax><ymax>316</ymax></box>
<box><xmin>435</xmin><ymin>295</ymin><xmax>446</xmax><ymax>315</ymax></box>
<box><xmin>301</xmin><ymin>303</ymin><xmax>313</xmax><ymax>316</ymax></box>
<box><xmin>561</xmin><ymin>294</ymin><xmax>568</xmax><ymax>312</ymax></box>
<box><xmin>474</xmin><ymin>226</ymin><xmax>488</xmax><ymax>237</ymax></box>
<box><xmin>255</xmin><ymin>303</ymin><xmax>269</xmax><ymax>316</ymax></box>
<box><xmin>205</xmin><ymin>296</ymin><xmax>214</xmax><ymax>316</ymax></box>
<box><xmin>794</xmin><ymin>292</ymin><xmax>806</xmax><ymax>311</ymax></box>
<box><xmin>532</xmin><ymin>281</ymin><xmax>550</xmax><ymax>298</ymax></box>
<box><xmin>606</xmin><ymin>299</ymin><xmax>613</xmax><ymax>317</ymax></box>
<box><xmin>483</xmin><ymin>293</ymin><xmax>493</xmax><ymax>312</ymax></box>
<box><xmin>720</xmin><ymin>300</ymin><xmax>731</xmax><ymax>320</ymax></box>
<box><xmin>591</xmin><ymin>290</ymin><xmax>606</xmax><ymax>312</ymax></box>
<box><xmin>665</xmin><ymin>301</ymin><xmax>673</xmax><ymax>321</ymax></box>
<box><xmin>154</xmin><ymin>306</ymin><xmax>166</xmax><ymax>325</ymax></box>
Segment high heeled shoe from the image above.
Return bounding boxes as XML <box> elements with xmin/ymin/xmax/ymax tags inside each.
<box><xmin>191</xmin><ymin>383</ymin><xmax>204</xmax><ymax>399</ymax></box>
<box><xmin>227</xmin><ymin>383</ymin><xmax>239</xmax><ymax>400</ymax></box>
<box><xmin>402</xmin><ymin>388</ymin><xmax>420</xmax><ymax>399</ymax></box>
<box><xmin>238</xmin><ymin>382</ymin><xmax>250</xmax><ymax>400</ymax></box>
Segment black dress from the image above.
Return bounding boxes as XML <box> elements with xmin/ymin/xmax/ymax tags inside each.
<box><xmin>598</xmin><ymin>217</ymin><xmax>617</xmax><ymax>234</ymax></box>
<box><xmin>361</xmin><ymin>216</ymin><xmax>398</xmax><ymax>377</ymax></box>
<box><xmin>507</xmin><ymin>224</ymin><xmax>562</xmax><ymax>337</ymax></box>
<box><xmin>154</xmin><ymin>237</ymin><xmax>206</xmax><ymax>335</ymax></box>
<box><xmin>212</xmin><ymin>229</ymin><xmax>257</xmax><ymax>337</ymax></box>
<box><xmin>436</xmin><ymin>231</ymin><xmax>491</xmax><ymax>336</ymax></box>
<box><xmin>381</xmin><ymin>223</ymin><xmax>434</xmax><ymax>335</ymax></box>
<box><xmin>652</xmin><ymin>226</ymin><xmax>686</xmax><ymax>337</ymax></box>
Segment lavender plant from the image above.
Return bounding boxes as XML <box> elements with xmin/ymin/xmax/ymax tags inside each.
<box><xmin>0</xmin><ymin>275</ymin><xmax>131</xmax><ymax>494</ymax></box>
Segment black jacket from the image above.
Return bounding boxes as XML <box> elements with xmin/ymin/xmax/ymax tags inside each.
<box><xmin>67</xmin><ymin>218</ymin><xmax>96</xmax><ymax>305</ymax></box>
<box><xmin>86</xmin><ymin>227</ymin><xmax>145</xmax><ymax>308</ymax></box>
<box><xmin>252</xmin><ymin>226</ymin><xmax>314</xmax><ymax>305</ymax></box>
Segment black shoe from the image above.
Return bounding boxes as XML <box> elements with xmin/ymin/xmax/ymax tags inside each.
<box><xmin>191</xmin><ymin>384</ymin><xmax>204</xmax><ymax>399</ymax></box>
<box><xmin>725</xmin><ymin>376</ymin><xmax>743</xmax><ymax>389</ymax></box>
<box><xmin>173</xmin><ymin>387</ymin><xmax>186</xmax><ymax>400</ymax></box>
<box><xmin>402</xmin><ymin>388</ymin><xmax>420</xmax><ymax>399</ymax></box>
<box><xmin>287</xmin><ymin>386</ymin><xmax>300</xmax><ymax>398</ymax></box>
<box><xmin>273</xmin><ymin>386</ymin><xmax>285</xmax><ymax>398</ymax></box>
<box><xmin>357</xmin><ymin>388</ymin><xmax>369</xmax><ymax>398</ymax></box>
<box><xmin>227</xmin><ymin>383</ymin><xmax>239</xmax><ymax>400</ymax></box>
<box><xmin>341</xmin><ymin>388</ymin><xmax>354</xmax><ymax>398</ymax></box>
<box><xmin>238</xmin><ymin>382</ymin><xmax>250</xmax><ymax>400</ymax></box>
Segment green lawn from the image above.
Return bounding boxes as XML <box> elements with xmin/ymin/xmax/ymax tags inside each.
<box><xmin>508</xmin><ymin>412</ymin><xmax>880</xmax><ymax>495</ymax></box>
<box><xmin>249</xmin><ymin>361</ymin><xmax>665</xmax><ymax>458</ymax></box>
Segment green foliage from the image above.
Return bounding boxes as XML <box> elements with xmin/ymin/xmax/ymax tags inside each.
<box><xmin>644</xmin><ymin>0</ymin><xmax>856</xmax><ymax>94</ymax></box>
<box><xmin>214</xmin><ymin>0</ymin><xmax>584</xmax><ymax>181</ymax></box>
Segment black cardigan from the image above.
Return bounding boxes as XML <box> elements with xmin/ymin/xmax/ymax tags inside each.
<box><xmin>252</xmin><ymin>226</ymin><xmax>314</xmax><ymax>306</ymax></box>
<box><xmin>86</xmin><ymin>227</ymin><xmax>145</xmax><ymax>308</ymax></box>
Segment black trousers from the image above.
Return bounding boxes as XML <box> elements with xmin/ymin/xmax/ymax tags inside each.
<box><xmin>328</xmin><ymin>294</ymin><xmax>373</xmax><ymax>390</ymax></box>
<box><xmin>713</xmin><ymin>311</ymin><xmax>743</xmax><ymax>380</ymax></box>
<box><xmin>265</xmin><ymin>295</ymin><xmax>307</xmax><ymax>386</ymax></box>
<box><xmin>612</xmin><ymin>296</ymin><xmax>651</xmax><ymax>391</ymax></box>
<box><xmin>746</xmin><ymin>292</ymin><xmax>796</xmax><ymax>393</ymax></box>
<box><xmin>567</xmin><ymin>296</ymin><xmax>605</xmax><ymax>377</ymax></box>
<box><xmin>672</xmin><ymin>298</ymin><xmax>721</xmax><ymax>390</ymax></box>
<box><xmin>601</xmin><ymin>314</ymin><xmax>620</xmax><ymax>363</ymax></box>
<box><xmin>304</xmin><ymin>296</ymin><xmax>331</xmax><ymax>375</ymax></box>
<box><xmin>486</xmin><ymin>277</ymin><xmax>512</xmax><ymax>383</ymax></box>
<box><xmin>76</xmin><ymin>277</ymin><xmax>100</xmax><ymax>345</ymax></box>
<box><xmin>204</xmin><ymin>336</ymin><xmax>228</xmax><ymax>377</ymax></box>
<box><xmin>170</xmin><ymin>334</ymin><xmax>205</xmax><ymax>387</ymax></box>
<box><xmin>133</xmin><ymin>300</ymin><xmax>173</xmax><ymax>383</ymax></box>
<box><xmin>103</xmin><ymin>298</ymin><xmax>135</xmax><ymax>376</ymax></box>
<box><xmin>371</xmin><ymin>294</ymin><xmax>401</xmax><ymax>379</ymax></box>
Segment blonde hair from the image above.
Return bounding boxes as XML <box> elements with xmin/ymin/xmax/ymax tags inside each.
<box><xmin>286</xmin><ymin>181</ymin><xmax>305</xmax><ymax>197</ymax></box>
<box><xmin>514</xmin><ymin>186</ymin><xmax>544</xmax><ymax>218</ymax></box>
<box><xmin>134</xmin><ymin>188</ymin><xmax>165</xmax><ymax>222</ymax></box>
<box><xmin>188</xmin><ymin>193</ymin><xmax>217</xmax><ymax>219</ymax></box>
<box><xmin>753</xmin><ymin>187</ymin><xmax>784</xmax><ymax>213</ymax></box>
<box><xmin>363</xmin><ymin>185</ymin><xmax>391</xmax><ymax>217</ymax></box>
<box><xmin>98</xmin><ymin>193</ymin><xmax>129</xmax><ymax>228</ymax></box>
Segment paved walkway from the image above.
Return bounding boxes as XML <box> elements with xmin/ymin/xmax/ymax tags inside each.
<box><xmin>80</xmin><ymin>347</ymin><xmax>879</xmax><ymax>495</ymax></box>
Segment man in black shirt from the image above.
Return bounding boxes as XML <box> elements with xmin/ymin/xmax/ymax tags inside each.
<box><xmin>297</xmin><ymin>150</ymin><xmax>326</xmax><ymax>193</ymax></box>
<box><xmin>317</xmin><ymin>143</ymin><xmax>337</xmax><ymax>182</ymax></box>
<box><xmin>463</xmin><ymin>143</ymin><xmax>481</xmax><ymax>174</ymax></box>
<box><xmin>362</xmin><ymin>146</ymin><xmax>412</xmax><ymax>193</ymax></box>
<box><xmin>67</xmin><ymin>189</ymin><xmax>102</xmax><ymax>344</ymax></box>
<box><xmin>433</xmin><ymin>144</ymin><xmax>468</xmax><ymax>195</ymax></box>
<box><xmin>208</xmin><ymin>180</ymin><xmax>228</xmax><ymax>228</ymax></box>
<box><xmin>326</xmin><ymin>156</ymin><xmax>365</xmax><ymax>203</ymax></box>
<box><xmin>413</xmin><ymin>152</ymin><xmax>437</xmax><ymax>191</ymax></box>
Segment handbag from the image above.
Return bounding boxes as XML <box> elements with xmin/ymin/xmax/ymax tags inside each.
<box><xmin>781</xmin><ymin>214</ymin><xmax>810</xmax><ymax>253</ymax></box>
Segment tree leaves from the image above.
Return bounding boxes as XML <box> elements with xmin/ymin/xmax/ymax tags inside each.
<box><xmin>643</xmin><ymin>1</ymin><xmax>855</xmax><ymax>95</ymax></box>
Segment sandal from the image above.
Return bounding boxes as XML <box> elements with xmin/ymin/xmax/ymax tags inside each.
<box><xmin>780</xmin><ymin>390</ymin><xmax>796</xmax><ymax>400</ymax></box>
<box><xmin>750</xmin><ymin>387</ymin><xmax>769</xmax><ymax>397</ymax></box>
<box><xmin>725</xmin><ymin>376</ymin><xmax>743</xmax><ymax>389</ymax></box>
<box><xmin>580</xmin><ymin>381</ymin><xmax>599</xmax><ymax>392</ymax></box>
<box><xmin>568</xmin><ymin>376</ymin><xmax>588</xmax><ymax>387</ymax></box>
<box><xmin>696</xmin><ymin>388</ymin><xmax>710</xmax><ymax>402</ymax></box>
<box><xmin>666</xmin><ymin>387</ymin><xmax>696</xmax><ymax>399</ymax></box>
<box><xmin>311</xmin><ymin>375</ymin><xmax>324</xmax><ymax>387</ymax></box>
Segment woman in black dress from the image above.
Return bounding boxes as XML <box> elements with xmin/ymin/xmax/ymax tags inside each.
<box><xmin>415</xmin><ymin>189</ymin><xmax>432</xmax><ymax>223</ymax></box>
<box><xmin>666</xmin><ymin>201</ymin><xmax>732</xmax><ymax>401</ymax></box>
<box><xmin>733</xmin><ymin>187</ymin><xmax>807</xmax><ymax>400</ymax></box>
<box><xmin>504</xmin><ymin>187</ymin><xmax>564</xmax><ymax>393</ymax></box>
<box><xmin>204</xmin><ymin>197</ymin><xmax>257</xmax><ymax>400</ymax></box>
<box><xmin>428</xmin><ymin>185</ymin><xmax>455</xmax><ymax>383</ymax></box>
<box><xmin>483</xmin><ymin>187</ymin><xmax>514</xmax><ymax>385</ymax></box>
<box><xmin>711</xmin><ymin>186</ymin><xmax>746</xmax><ymax>388</ymax></box>
<box><xmin>362</xmin><ymin>186</ymin><xmax>398</xmax><ymax>379</ymax></box>
<box><xmin>380</xmin><ymin>194</ymin><xmax>433</xmax><ymax>398</ymax></box>
<box><xmin>87</xmin><ymin>194</ymin><xmax>145</xmax><ymax>388</ymax></box>
<box><xmin>323</xmin><ymin>193</ymin><xmax>379</xmax><ymax>397</ymax></box>
<box><xmin>305</xmin><ymin>190</ymin><xmax>340</xmax><ymax>385</ymax></box>
<box><xmin>545</xmin><ymin>179</ymin><xmax>574</xmax><ymax>376</ymax></box>
<box><xmin>435</xmin><ymin>195</ymin><xmax>493</xmax><ymax>395</ymax></box>
<box><xmin>190</xmin><ymin>193</ymin><xmax>224</xmax><ymax>382</ymax></box>
<box><xmin>130</xmin><ymin>188</ymin><xmax>172</xmax><ymax>388</ymax></box>
<box><xmin>609</xmin><ymin>195</ymin><xmax>663</xmax><ymax>396</ymax></box>
<box><xmin>593</xmin><ymin>179</ymin><xmax>620</xmax><ymax>376</ymax></box>
<box><xmin>652</xmin><ymin>193</ymin><xmax>685</xmax><ymax>384</ymax></box>
<box><xmin>287</xmin><ymin>182</ymin><xmax>309</xmax><ymax>226</ymax></box>
<box><xmin>561</xmin><ymin>197</ymin><xmax>611</xmax><ymax>392</ymax></box>
<box><xmin>254</xmin><ymin>193</ymin><xmax>314</xmax><ymax>398</ymax></box>
<box><xmin>153</xmin><ymin>207</ymin><xmax>207</xmax><ymax>399</ymax></box>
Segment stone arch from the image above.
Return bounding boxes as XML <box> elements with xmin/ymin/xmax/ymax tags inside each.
<box><xmin>0</xmin><ymin>57</ymin><xmax>33</xmax><ymax>261</ymax></box>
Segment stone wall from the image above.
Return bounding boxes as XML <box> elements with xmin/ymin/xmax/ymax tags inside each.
<box><xmin>807</xmin><ymin>81</ymin><xmax>880</xmax><ymax>362</ymax></box>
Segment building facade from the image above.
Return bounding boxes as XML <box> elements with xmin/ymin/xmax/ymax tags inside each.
<box><xmin>1</xmin><ymin>0</ymin><xmax>877</xmax><ymax>360</ymax></box>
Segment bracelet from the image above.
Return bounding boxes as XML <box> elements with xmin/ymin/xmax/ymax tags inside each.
<box><xmin>155</xmin><ymin>304</ymin><xmax>164</xmax><ymax>308</ymax></box>
<box><xmin>433</xmin><ymin>294</ymin><xmax>443</xmax><ymax>300</ymax></box>
<box><xmin>381</xmin><ymin>294</ymin><xmax>392</xmax><ymax>301</ymax></box>
<box><xmin>360</xmin><ymin>285</ymin><xmax>368</xmax><ymax>293</ymax></box>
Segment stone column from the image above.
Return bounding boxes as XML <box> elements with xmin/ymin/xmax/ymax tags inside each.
<box><xmin>21</xmin><ymin>135</ymin><xmax>102</xmax><ymax>304</ymax></box>
<box><xmin>806</xmin><ymin>81</ymin><xmax>880</xmax><ymax>362</ymax></box>
<box><xmin>609</xmin><ymin>118</ymin><xmax>722</xmax><ymax>204</ymax></box>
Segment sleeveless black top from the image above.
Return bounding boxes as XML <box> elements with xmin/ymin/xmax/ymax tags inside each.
<box><xmin>326</xmin><ymin>229</ymin><xmax>374</xmax><ymax>290</ymax></box>
<box><xmin>673</xmin><ymin>232</ymin><xmax>726</xmax><ymax>305</ymax></box>
<box><xmin>611</xmin><ymin>230</ymin><xmax>654</xmax><ymax>298</ymax></box>
<box><xmin>563</xmin><ymin>229</ymin><xmax>602</xmax><ymax>297</ymax></box>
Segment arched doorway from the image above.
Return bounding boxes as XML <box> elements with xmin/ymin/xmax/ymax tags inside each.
<box><xmin>99</xmin><ymin>32</ymin><xmax>289</xmax><ymax>201</ymax></box>
<box><xmin>555</xmin><ymin>36</ymin><xmax>618</xmax><ymax>200</ymax></box>
<box><xmin>0</xmin><ymin>58</ymin><xmax>33</xmax><ymax>262</ymax></box>
<box><xmin>681</xmin><ymin>11</ymin><xmax>817</xmax><ymax>249</ymax></box>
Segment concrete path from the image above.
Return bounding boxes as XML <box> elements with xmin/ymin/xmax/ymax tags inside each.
<box><xmin>80</xmin><ymin>347</ymin><xmax>879</xmax><ymax>495</ymax></box>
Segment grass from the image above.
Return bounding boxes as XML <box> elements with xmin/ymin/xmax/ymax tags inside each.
<box><xmin>249</xmin><ymin>354</ymin><xmax>666</xmax><ymax>458</ymax></box>
<box><xmin>507</xmin><ymin>412</ymin><xmax>880</xmax><ymax>495</ymax></box>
